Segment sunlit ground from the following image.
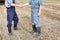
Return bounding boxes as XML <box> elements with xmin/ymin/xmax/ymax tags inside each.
<box><xmin>0</xmin><ymin>0</ymin><xmax>60</xmax><ymax>40</ymax></box>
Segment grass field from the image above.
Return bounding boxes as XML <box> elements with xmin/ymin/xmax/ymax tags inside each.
<box><xmin>0</xmin><ymin>0</ymin><xmax>60</xmax><ymax>40</ymax></box>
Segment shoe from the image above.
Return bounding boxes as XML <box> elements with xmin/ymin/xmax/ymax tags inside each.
<box><xmin>32</xmin><ymin>25</ymin><xmax>37</xmax><ymax>32</ymax></box>
<box><xmin>30</xmin><ymin>25</ymin><xmax>37</xmax><ymax>33</ymax></box>
<box><xmin>30</xmin><ymin>30</ymin><xmax>35</xmax><ymax>33</ymax></box>
<box><xmin>14</xmin><ymin>27</ymin><xmax>18</xmax><ymax>30</ymax></box>
<box><xmin>36</xmin><ymin>32</ymin><xmax>40</xmax><ymax>36</ymax></box>
<box><xmin>8</xmin><ymin>27</ymin><xmax>12</xmax><ymax>36</ymax></box>
<box><xmin>14</xmin><ymin>25</ymin><xmax>18</xmax><ymax>30</ymax></box>
<box><xmin>36</xmin><ymin>27</ymin><xmax>41</xmax><ymax>37</ymax></box>
<box><xmin>8</xmin><ymin>32</ymin><xmax>12</xmax><ymax>36</ymax></box>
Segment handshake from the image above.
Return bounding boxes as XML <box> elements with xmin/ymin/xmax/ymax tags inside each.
<box><xmin>11</xmin><ymin>3</ymin><xmax>29</xmax><ymax>7</ymax></box>
<box><xmin>15</xmin><ymin>3</ymin><xmax>29</xmax><ymax>7</ymax></box>
<box><xmin>19</xmin><ymin>4</ymin><xmax>24</xmax><ymax>7</ymax></box>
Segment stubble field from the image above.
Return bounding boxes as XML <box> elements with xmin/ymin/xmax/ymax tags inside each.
<box><xmin>0</xmin><ymin>0</ymin><xmax>60</xmax><ymax>40</ymax></box>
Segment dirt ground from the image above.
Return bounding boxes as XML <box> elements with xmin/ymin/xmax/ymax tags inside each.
<box><xmin>0</xmin><ymin>0</ymin><xmax>60</xmax><ymax>40</ymax></box>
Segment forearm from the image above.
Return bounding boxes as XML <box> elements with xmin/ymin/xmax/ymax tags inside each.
<box><xmin>10</xmin><ymin>3</ymin><xmax>30</xmax><ymax>7</ymax></box>
<box><xmin>38</xmin><ymin>5</ymin><xmax>42</xmax><ymax>16</ymax></box>
<box><xmin>10</xmin><ymin>3</ymin><xmax>20</xmax><ymax>7</ymax></box>
<box><xmin>22</xmin><ymin>3</ymin><xmax>29</xmax><ymax>7</ymax></box>
<box><xmin>39</xmin><ymin>5</ymin><xmax>42</xmax><ymax>13</ymax></box>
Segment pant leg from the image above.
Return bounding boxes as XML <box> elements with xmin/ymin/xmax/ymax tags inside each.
<box><xmin>13</xmin><ymin>10</ymin><xmax>19</xmax><ymax>26</ymax></box>
<box><xmin>7</xmin><ymin>7</ymin><xmax>14</xmax><ymax>28</ymax></box>
<box><xmin>31</xmin><ymin>9</ymin><xmax>35</xmax><ymax>25</ymax></box>
<box><xmin>32</xmin><ymin>8</ymin><xmax>40</xmax><ymax>27</ymax></box>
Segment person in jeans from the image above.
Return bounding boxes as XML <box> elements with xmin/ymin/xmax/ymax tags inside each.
<box><xmin>5</xmin><ymin>0</ymin><xmax>21</xmax><ymax>35</ymax></box>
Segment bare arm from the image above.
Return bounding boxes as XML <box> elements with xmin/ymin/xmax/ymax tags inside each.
<box><xmin>10</xmin><ymin>2</ymin><xmax>30</xmax><ymax>7</ymax></box>
<box><xmin>19</xmin><ymin>3</ymin><xmax>30</xmax><ymax>7</ymax></box>
<box><xmin>39</xmin><ymin>6</ymin><xmax>42</xmax><ymax>14</ymax></box>
<box><xmin>10</xmin><ymin>3</ymin><xmax>21</xmax><ymax>7</ymax></box>
<box><xmin>22</xmin><ymin>3</ymin><xmax>29</xmax><ymax>6</ymax></box>
<box><xmin>38</xmin><ymin>5</ymin><xmax>42</xmax><ymax>16</ymax></box>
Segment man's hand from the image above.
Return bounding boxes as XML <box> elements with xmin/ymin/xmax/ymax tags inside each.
<box><xmin>19</xmin><ymin>3</ymin><xmax>29</xmax><ymax>7</ymax></box>
<box><xmin>38</xmin><ymin>12</ymin><xmax>41</xmax><ymax>17</ymax></box>
<box><xmin>19</xmin><ymin>4</ymin><xmax>24</xmax><ymax>7</ymax></box>
<box><xmin>10</xmin><ymin>3</ymin><xmax>29</xmax><ymax>8</ymax></box>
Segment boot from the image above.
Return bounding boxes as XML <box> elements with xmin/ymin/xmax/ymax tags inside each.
<box><xmin>8</xmin><ymin>27</ymin><xmax>12</xmax><ymax>36</ymax></box>
<box><xmin>30</xmin><ymin>25</ymin><xmax>37</xmax><ymax>33</ymax></box>
<box><xmin>14</xmin><ymin>24</ymin><xmax>18</xmax><ymax>30</ymax></box>
<box><xmin>36</xmin><ymin>27</ymin><xmax>41</xmax><ymax>36</ymax></box>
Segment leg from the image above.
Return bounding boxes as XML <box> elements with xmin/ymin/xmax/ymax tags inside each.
<box><xmin>31</xmin><ymin>10</ymin><xmax>35</xmax><ymax>25</ymax></box>
<box><xmin>7</xmin><ymin>7</ymin><xmax>14</xmax><ymax>35</ymax></box>
<box><xmin>13</xmin><ymin>10</ymin><xmax>19</xmax><ymax>30</ymax></box>
<box><xmin>33</xmin><ymin>9</ymin><xmax>41</xmax><ymax>36</ymax></box>
<box><xmin>30</xmin><ymin>9</ymin><xmax>37</xmax><ymax>33</ymax></box>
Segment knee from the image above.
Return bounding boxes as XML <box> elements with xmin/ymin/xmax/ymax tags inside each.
<box><xmin>7</xmin><ymin>23</ymin><xmax>12</xmax><ymax>27</ymax></box>
<box><xmin>17</xmin><ymin>17</ymin><xmax>19</xmax><ymax>21</ymax></box>
<box><xmin>15</xmin><ymin>17</ymin><xmax>19</xmax><ymax>21</ymax></box>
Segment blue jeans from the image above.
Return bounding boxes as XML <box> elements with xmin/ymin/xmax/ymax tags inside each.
<box><xmin>7</xmin><ymin>7</ymin><xmax>18</xmax><ymax>28</ymax></box>
<box><xmin>31</xmin><ymin>8</ymin><xmax>40</xmax><ymax>27</ymax></box>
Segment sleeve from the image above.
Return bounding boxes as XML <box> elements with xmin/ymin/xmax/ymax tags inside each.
<box><xmin>8</xmin><ymin>0</ymin><xmax>13</xmax><ymax>4</ymax></box>
<box><xmin>39</xmin><ymin>0</ymin><xmax>43</xmax><ymax>5</ymax></box>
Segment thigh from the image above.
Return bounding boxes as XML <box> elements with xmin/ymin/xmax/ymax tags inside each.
<box><xmin>7</xmin><ymin>8</ymin><xmax>14</xmax><ymax>21</ymax></box>
<box><xmin>13</xmin><ymin>10</ymin><xmax>18</xmax><ymax>21</ymax></box>
<box><xmin>32</xmin><ymin>9</ymin><xmax>40</xmax><ymax>24</ymax></box>
<box><xmin>32</xmin><ymin>9</ymin><xmax>39</xmax><ymax>19</ymax></box>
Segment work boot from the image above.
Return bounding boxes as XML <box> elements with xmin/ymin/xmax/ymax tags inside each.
<box><xmin>14</xmin><ymin>25</ymin><xmax>18</xmax><ymax>30</ymax></box>
<box><xmin>8</xmin><ymin>27</ymin><xmax>12</xmax><ymax>36</ymax></box>
<box><xmin>36</xmin><ymin>27</ymin><xmax>41</xmax><ymax>36</ymax></box>
<box><xmin>30</xmin><ymin>25</ymin><xmax>37</xmax><ymax>33</ymax></box>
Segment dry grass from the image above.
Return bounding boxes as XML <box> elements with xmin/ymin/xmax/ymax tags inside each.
<box><xmin>0</xmin><ymin>0</ymin><xmax>60</xmax><ymax>40</ymax></box>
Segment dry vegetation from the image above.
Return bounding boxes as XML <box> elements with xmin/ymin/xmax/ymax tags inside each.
<box><xmin>0</xmin><ymin>0</ymin><xmax>60</xmax><ymax>40</ymax></box>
